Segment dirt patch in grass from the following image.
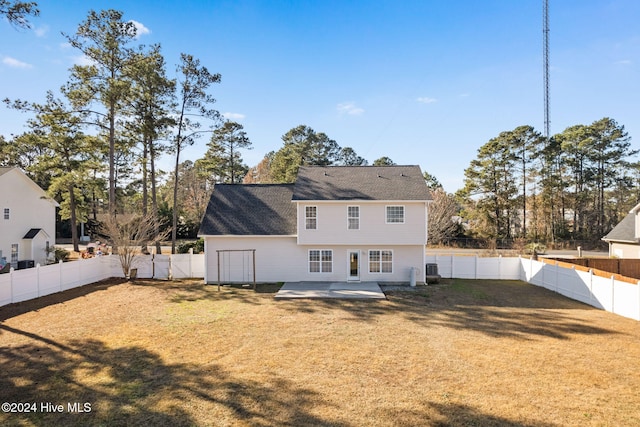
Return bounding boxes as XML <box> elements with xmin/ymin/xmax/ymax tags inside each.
<box><xmin>1</xmin><ymin>278</ymin><xmax>639</xmax><ymax>426</ymax></box>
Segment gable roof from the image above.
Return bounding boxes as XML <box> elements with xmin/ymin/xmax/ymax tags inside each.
<box><xmin>292</xmin><ymin>165</ymin><xmax>432</xmax><ymax>201</ymax></box>
<box><xmin>0</xmin><ymin>167</ymin><xmax>59</xmax><ymax>207</ymax></box>
<box><xmin>602</xmin><ymin>212</ymin><xmax>637</xmax><ymax>243</ymax></box>
<box><xmin>23</xmin><ymin>228</ymin><xmax>49</xmax><ymax>239</ymax></box>
<box><xmin>198</xmin><ymin>184</ymin><xmax>296</xmax><ymax>236</ymax></box>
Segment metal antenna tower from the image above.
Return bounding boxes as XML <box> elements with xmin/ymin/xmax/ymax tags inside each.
<box><xmin>543</xmin><ymin>0</ymin><xmax>550</xmax><ymax>139</ymax></box>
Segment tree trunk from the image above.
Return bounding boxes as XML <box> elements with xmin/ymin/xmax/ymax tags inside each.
<box><xmin>149</xmin><ymin>137</ymin><xmax>161</xmax><ymax>254</ymax></box>
<box><xmin>69</xmin><ymin>184</ymin><xmax>79</xmax><ymax>253</ymax></box>
<box><xmin>109</xmin><ymin>102</ymin><xmax>116</xmax><ymax>219</ymax></box>
<box><xmin>171</xmin><ymin>146</ymin><xmax>180</xmax><ymax>254</ymax></box>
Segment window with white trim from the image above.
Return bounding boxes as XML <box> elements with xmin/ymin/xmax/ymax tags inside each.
<box><xmin>309</xmin><ymin>249</ymin><xmax>332</xmax><ymax>273</ymax></box>
<box><xmin>305</xmin><ymin>206</ymin><xmax>317</xmax><ymax>230</ymax></box>
<box><xmin>386</xmin><ymin>205</ymin><xmax>404</xmax><ymax>223</ymax></box>
<box><xmin>369</xmin><ymin>250</ymin><xmax>393</xmax><ymax>273</ymax></box>
<box><xmin>348</xmin><ymin>206</ymin><xmax>359</xmax><ymax>230</ymax></box>
<box><xmin>3</xmin><ymin>208</ymin><xmax>9</xmax><ymax>220</ymax></box>
<box><xmin>11</xmin><ymin>244</ymin><xmax>18</xmax><ymax>264</ymax></box>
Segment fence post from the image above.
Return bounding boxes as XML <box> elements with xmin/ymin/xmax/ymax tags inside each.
<box><xmin>611</xmin><ymin>275</ymin><xmax>615</xmax><ymax>314</ymax></box>
<box><xmin>451</xmin><ymin>254</ymin><xmax>455</xmax><ymax>279</ymax></box>
<box><xmin>10</xmin><ymin>267</ymin><xmax>14</xmax><ymax>303</ymax></box>
<box><xmin>637</xmin><ymin>281</ymin><xmax>640</xmax><ymax>321</ymax></box>
<box><xmin>474</xmin><ymin>255</ymin><xmax>478</xmax><ymax>279</ymax></box>
<box><xmin>36</xmin><ymin>263</ymin><xmax>41</xmax><ymax>297</ymax></box>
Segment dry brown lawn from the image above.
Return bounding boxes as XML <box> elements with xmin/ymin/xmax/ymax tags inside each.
<box><xmin>1</xmin><ymin>278</ymin><xmax>639</xmax><ymax>426</ymax></box>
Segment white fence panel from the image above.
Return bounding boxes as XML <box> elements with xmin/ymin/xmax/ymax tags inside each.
<box><xmin>453</xmin><ymin>256</ymin><xmax>477</xmax><ymax>279</ymax></box>
<box><xmin>190</xmin><ymin>254</ymin><xmax>205</xmax><ymax>278</ymax></box>
<box><xmin>574</xmin><ymin>269</ymin><xmax>596</xmax><ymax>306</ymax></box>
<box><xmin>476</xmin><ymin>257</ymin><xmax>494</xmax><ymax>279</ymax></box>
<box><xmin>0</xmin><ymin>273</ymin><xmax>12</xmax><ymax>306</ymax></box>
<box><xmin>154</xmin><ymin>255</ymin><xmax>170</xmax><ymax>279</ymax></box>
<box><xmin>61</xmin><ymin>260</ymin><xmax>82</xmax><ymax>290</ymax></box>
<box><xmin>82</xmin><ymin>257</ymin><xmax>110</xmax><ymax>285</ymax></box>
<box><xmin>555</xmin><ymin>266</ymin><xmax>591</xmax><ymax>304</ymax></box>
<box><xmin>38</xmin><ymin>264</ymin><xmax>62</xmax><ymax>297</ymax></box>
<box><xmin>132</xmin><ymin>256</ymin><xmax>154</xmax><ymax>279</ymax></box>
<box><xmin>590</xmin><ymin>275</ymin><xmax>612</xmax><ymax>311</ymax></box>
<box><xmin>614</xmin><ymin>281</ymin><xmax>640</xmax><ymax>320</ymax></box>
<box><xmin>171</xmin><ymin>254</ymin><xmax>193</xmax><ymax>279</ymax></box>
<box><xmin>11</xmin><ymin>268</ymin><xmax>39</xmax><ymax>302</ymax></box>
<box><xmin>523</xmin><ymin>259</ymin><xmax>545</xmax><ymax>286</ymax></box>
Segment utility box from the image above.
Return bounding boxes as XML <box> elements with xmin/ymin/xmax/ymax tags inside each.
<box><xmin>426</xmin><ymin>263</ymin><xmax>441</xmax><ymax>284</ymax></box>
<box><xmin>18</xmin><ymin>260</ymin><xmax>35</xmax><ymax>270</ymax></box>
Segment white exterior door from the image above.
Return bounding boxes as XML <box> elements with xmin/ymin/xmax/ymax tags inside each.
<box><xmin>348</xmin><ymin>250</ymin><xmax>360</xmax><ymax>281</ymax></box>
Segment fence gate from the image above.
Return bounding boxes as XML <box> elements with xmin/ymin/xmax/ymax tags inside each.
<box><xmin>216</xmin><ymin>249</ymin><xmax>256</xmax><ymax>290</ymax></box>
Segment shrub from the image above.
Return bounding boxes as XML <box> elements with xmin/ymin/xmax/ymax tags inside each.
<box><xmin>177</xmin><ymin>238</ymin><xmax>204</xmax><ymax>254</ymax></box>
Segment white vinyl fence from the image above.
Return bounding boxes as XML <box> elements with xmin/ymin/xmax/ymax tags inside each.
<box><xmin>426</xmin><ymin>254</ymin><xmax>640</xmax><ymax>321</ymax></box>
<box><xmin>0</xmin><ymin>253</ymin><xmax>205</xmax><ymax>308</ymax></box>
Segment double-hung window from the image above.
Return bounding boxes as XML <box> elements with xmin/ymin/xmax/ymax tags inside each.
<box><xmin>309</xmin><ymin>250</ymin><xmax>332</xmax><ymax>273</ymax></box>
<box><xmin>3</xmin><ymin>208</ymin><xmax>9</xmax><ymax>220</ymax></box>
<box><xmin>305</xmin><ymin>206</ymin><xmax>317</xmax><ymax>230</ymax></box>
<box><xmin>386</xmin><ymin>206</ymin><xmax>404</xmax><ymax>223</ymax></box>
<box><xmin>11</xmin><ymin>244</ymin><xmax>18</xmax><ymax>265</ymax></box>
<box><xmin>369</xmin><ymin>250</ymin><xmax>393</xmax><ymax>273</ymax></box>
<box><xmin>348</xmin><ymin>206</ymin><xmax>360</xmax><ymax>230</ymax></box>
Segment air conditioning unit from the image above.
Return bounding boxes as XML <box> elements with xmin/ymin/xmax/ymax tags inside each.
<box><xmin>426</xmin><ymin>263</ymin><xmax>440</xmax><ymax>284</ymax></box>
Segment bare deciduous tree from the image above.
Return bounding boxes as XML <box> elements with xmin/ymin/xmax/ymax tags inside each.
<box><xmin>102</xmin><ymin>213</ymin><xmax>170</xmax><ymax>279</ymax></box>
<box><xmin>428</xmin><ymin>188</ymin><xmax>461</xmax><ymax>245</ymax></box>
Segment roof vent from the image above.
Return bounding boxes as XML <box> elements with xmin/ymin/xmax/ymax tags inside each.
<box><xmin>400</xmin><ymin>173</ymin><xmax>405</xmax><ymax>177</ymax></box>
<box><xmin>377</xmin><ymin>174</ymin><xmax>381</xmax><ymax>178</ymax></box>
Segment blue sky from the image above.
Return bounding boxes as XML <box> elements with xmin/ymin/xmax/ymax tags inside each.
<box><xmin>1</xmin><ymin>0</ymin><xmax>639</xmax><ymax>192</ymax></box>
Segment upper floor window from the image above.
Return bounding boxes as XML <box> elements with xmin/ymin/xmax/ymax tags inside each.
<box><xmin>305</xmin><ymin>206</ymin><xmax>317</xmax><ymax>230</ymax></box>
<box><xmin>3</xmin><ymin>208</ymin><xmax>9</xmax><ymax>220</ymax></box>
<box><xmin>348</xmin><ymin>206</ymin><xmax>360</xmax><ymax>230</ymax></box>
<box><xmin>386</xmin><ymin>206</ymin><xmax>404</xmax><ymax>224</ymax></box>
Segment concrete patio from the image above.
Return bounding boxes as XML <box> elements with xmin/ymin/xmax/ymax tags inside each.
<box><xmin>275</xmin><ymin>282</ymin><xmax>386</xmax><ymax>299</ymax></box>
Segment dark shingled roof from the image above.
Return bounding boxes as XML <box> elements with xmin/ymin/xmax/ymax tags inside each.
<box><xmin>23</xmin><ymin>228</ymin><xmax>43</xmax><ymax>239</ymax></box>
<box><xmin>292</xmin><ymin>165</ymin><xmax>432</xmax><ymax>201</ymax></box>
<box><xmin>198</xmin><ymin>184</ymin><xmax>296</xmax><ymax>236</ymax></box>
<box><xmin>602</xmin><ymin>212</ymin><xmax>637</xmax><ymax>243</ymax></box>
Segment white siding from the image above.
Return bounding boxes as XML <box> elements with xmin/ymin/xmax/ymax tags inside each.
<box><xmin>296</xmin><ymin>201</ymin><xmax>427</xmax><ymax>246</ymax></box>
<box><xmin>204</xmin><ymin>236</ymin><xmax>426</xmax><ymax>284</ymax></box>
<box><xmin>610</xmin><ymin>242</ymin><xmax>640</xmax><ymax>258</ymax></box>
<box><xmin>0</xmin><ymin>169</ymin><xmax>57</xmax><ymax>267</ymax></box>
<box><xmin>204</xmin><ymin>236</ymin><xmax>306</xmax><ymax>283</ymax></box>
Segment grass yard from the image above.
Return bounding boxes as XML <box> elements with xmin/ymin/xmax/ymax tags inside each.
<box><xmin>1</xmin><ymin>278</ymin><xmax>639</xmax><ymax>426</ymax></box>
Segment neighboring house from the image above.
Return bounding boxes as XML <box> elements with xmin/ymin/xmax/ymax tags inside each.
<box><xmin>0</xmin><ymin>167</ymin><xmax>59</xmax><ymax>268</ymax></box>
<box><xmin>602</xmin><ymin>202</ymin><xmax>640</xmax><ymax>257</ymax></box>
<box><xmin>199</xmin><ymin>165</ymin><xmax>432</xmax><ymax>284</ymax></box>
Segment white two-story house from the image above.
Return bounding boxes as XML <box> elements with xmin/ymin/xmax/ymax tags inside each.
<box><xmin>198</xmin><ymin>165</ymin><xmax>432</xmax><ymax>284</ymax></box>
<box><xmin>0</xmin><ymin>167</ymin><xmax>59</xmax><ymax>268</ymax></box>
